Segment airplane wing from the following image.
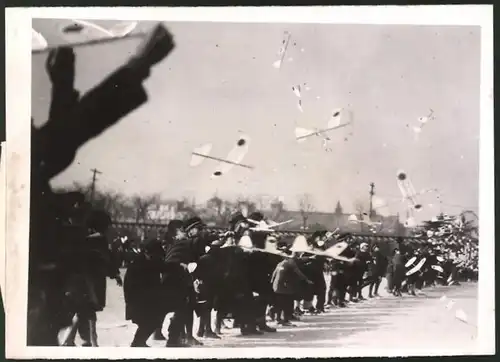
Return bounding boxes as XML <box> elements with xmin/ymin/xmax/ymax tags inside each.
<box><xmin>32</xmin><ymin>19</ymin><xmax>146</xmax><ymax>53</ymax></box>
<box><xmin>211</xmin><ymin>134</ymin><xmax>251</xmax><ymax>177</ymax></box>
<box><xmin>108</xmin><ymin>21</ymin><xmax>138</xmax><ymax>37</ymax></box>
<box><xmin>295</xmin><ymin>127</ymin><xmax>316</xmax><ymax>142</ymax></box>
<box><xmin>250</xmin><ymin>227</ymin><xmax>273</xmax><ymax>232</ymax></box>
<box><xmin>327</xmin><ymin>108</ymin><xmax>343</xmax><ymax>129</ymax></box>
<box><xmin>32</xmin><ymin>29</ymin><xmax>48</xmax><ymax>51</ymax></box>
<box><xmin>267</xmin><ymin>219</ymin><xmax>293</xmax><ymax>228</ymax></box>
<box><xmin>190</xmin><ymin>143</ymin><xmax>213</xmax><ymax>167</ymax></box>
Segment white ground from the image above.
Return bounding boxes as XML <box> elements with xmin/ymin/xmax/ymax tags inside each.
<box><xmin>92</xmin><ymin>271</ymin><xmax>478</xmax><ymax>352</ymax></box>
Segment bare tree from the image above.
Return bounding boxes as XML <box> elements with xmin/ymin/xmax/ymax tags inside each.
<box><xmin>270</xmin><ymin>198</ymin><xmax>286</xmax><ymax>221</ymax></box>
<box><xmin>235</xmin><ymin>197</ymin><xmax>258</xmax><ymax>217</ymax></box>
<box><xmin>206</xmin><ymin>195</ymin><xmax>235</xmax><ymax>226</ymax></box>
<box><xmin>252</xmin><ymin>194</ymin><xmax>268</xmax><ymax>211</ymax></box>
<box><xmin>298</xmin><ymin>193</ymin><xmax>315</xmax><ymax>230</ymax></box>
<box><xmin>175</xmin><ymin>197</ymin><xmax>198</xmax><ymax>219</ymax></box>
<box><xmin>53</xmin><ymin>181</ymin><xmax>90</xmax><ymax>197</ymax></box>
<box><xmin>93</xmin><ymin>189</ymin><xmax>128</xmax><ymax>221</ymax></box>
<box><xmin>130</xmin><ymin>193</ymin><xmax>160</xmax><ymax>223</ymax></box>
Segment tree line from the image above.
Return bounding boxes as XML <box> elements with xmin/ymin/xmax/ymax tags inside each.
<box><xmin>54</xmin><ymin>182</ymin><xmax>411</xmax><ymax>235</ymax></box>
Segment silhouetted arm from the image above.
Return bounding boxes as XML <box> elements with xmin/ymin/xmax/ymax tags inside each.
<box><xmin>46</xmin><ymin>48</ymin><xmax>80</xmax><ymax>125</ymax></box>
<box><xmin>36</xmin><ymin>24</ymin><xmax>175</xmax><ymax>181</ymax></box>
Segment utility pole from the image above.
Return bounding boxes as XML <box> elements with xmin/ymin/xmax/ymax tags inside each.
<box><xmin>369</xmin><ymin>182</ymin><xmax>375</xmax><ymax>220</ymax></box>
<box><xmin>90</xmin><ymin>168</ymin><xmax>102</xmax><ymax>203</ymax></box>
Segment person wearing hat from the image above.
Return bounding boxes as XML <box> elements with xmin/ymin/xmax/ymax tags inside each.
<box><xmin>335</xmin><ymin>237</ymin><xmax>359</xmax><ymax>304</ymax></box>
<box><xmin>367</xmin><ymin>244</ymin><xmax>388</xmax><ymax>298</ymax></box>
<box><xmin>229</xmin><ymin>212</ymin><xmax>251</xmax><ymax>240</ymax></box>
<box><xmin>390</xmin><ymin>246</ymin><xmax>406</xmax><ymax>297</ymax></box>
<box><xmin>163</xmin><ymin>219</ymin><xmax>186</xmax><ymax>250</ymax></box>
<box><xmin>326</xmin><ymin>234</ymin><xmax>355</xmax><ymax>307</ymax></box>
<box><xmin>245</xmin><ymin>211</ymin><xmax>279</xmax><ymax>333</ymax></box>
<box><xmin>162</xmin><ymin>215</ymin><xmax>223</xmax><ymax>347</ymax></box>
<box><xmin>163</xmin><ymin>216</ymin><xmax>219</xmax><ymax>265</ymax></box>
<box><xmin>224</xmin><ymin>211</ymin><xmax>266</xmax><ymax>335</ymax></box>
<box><xmin>327</xmin><ymin>258</ymin><xmax>348</xmax><ymax>308</ymax></box>
<box><xmin>271</xmin><ymin>250</ymin><xmax>314</xmax><ymax>326</ymax></box>
<box><xmin>192</xmin><ymin>250</ymin><xmax>222</xmax><ymax>340</ymax></box>
<box><xmin>60</xmin><ymin>208</ymin><xmax>122</xmax><ymax>347</ymax></box>
<box><xmin>352</xmin><ymin>242</ymin><xmax>372</xmax><ymax>301</ymax></box>
<box><xmin>123</xmin><ymin>238</ymin><xmax>168</xmax><ymax>347</ymax></box>
<box><xmin>299</xmin><ymin>231</ymin><xmax>328</xmax><ymax>314</ymax></box>
<box><xmin>385</xmin><ymin>238</ymin><xmax>403</xmax><ymax>293</ymax></box>
<box><xmin>151</xmin><ymin>219</ymin><xmax>186</xmax><ymax>342</ymax></box>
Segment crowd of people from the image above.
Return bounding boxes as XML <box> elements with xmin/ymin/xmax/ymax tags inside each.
<box><xmin>27</xmin><ymin>23</ymin><xmax>478</xmax><ymax>348</ymax></box>
<box><xmin>53</xmin><ymin>206</ymin><xmax>477</xmax><ymax>348</ymax></box>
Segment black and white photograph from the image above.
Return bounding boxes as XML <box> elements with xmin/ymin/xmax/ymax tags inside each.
<box><xmin>4</xmin><ymin>5</ymin><xmax>495</xmax><ymax>359</ymax></box>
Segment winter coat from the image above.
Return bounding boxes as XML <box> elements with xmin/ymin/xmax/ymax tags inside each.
<box><xmin>271</xmin><ymin>258</ymin><xmax>311</xmax><ymax>295</ymax></box>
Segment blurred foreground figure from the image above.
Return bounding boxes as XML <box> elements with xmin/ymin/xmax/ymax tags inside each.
<box><xmin>28</xmin><ymin>24</ymin><xmax>175</xmax><ymax>346</ymax></box>
<box><xmin>60</xmin><ymin>209</ymin><xmax>122</xmax><ymax>347</ymax></box>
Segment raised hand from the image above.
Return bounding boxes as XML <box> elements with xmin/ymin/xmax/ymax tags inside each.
<box><xmin>129</xmin><ymin>23</ymin><xmax>175</xmax><ymax>71</ymax></box>
<box><xmin>45</xmin><ymin>47</ymin><xmax>75</xmax><ymax>88</ymax></box>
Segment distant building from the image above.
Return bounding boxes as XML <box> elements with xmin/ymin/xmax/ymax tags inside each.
<box><xmin>261</xmin><ymin>208</ymin><xmax>404</xmax><ymax>235</ymax></box>
<box><xmin>114</xmin><ymin>197</ymin><xmax>407</xmax><ymax>236</ymax></box>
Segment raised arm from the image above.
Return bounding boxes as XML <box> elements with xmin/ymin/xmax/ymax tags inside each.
<box><xmin>46</xmin><ymin>47</ymin><xmax>80</xmax><ymax>126</ymax></box>
<box><xmin>37</xmin><ymin>24</ymin><xmax>175</xmax><ymax>181</ymax></box>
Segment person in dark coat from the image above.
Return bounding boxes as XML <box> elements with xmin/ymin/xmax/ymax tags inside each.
<box><xmin>247</xmin><ymin>211</ymin><xmax>278</xmax><ymax>333</ymax></box>
<box><xmin>271</xmin><ymin>251</ymin><xmax>313</xmax><ymax>326</ymax></box>
<box><xmin>124</xmin><ymin>239</ymin><xmax>167</xmax><ymax>347</ymax></box>
<box><xmin>61</xmin><ymin>209</ymin><xmax>122</xmax><ymax>347</ymax></box>
<box><xmin>385</xmin><ymin>238</ymin><xmax>404</xmax><ymax>293</ymax></box>
<box><xmin>151</xmin><ymin>219</ymin><xmax>186</xmax><ymax>342</ymax></box>
<box><xmin>193</xmin><ymin>250</ymin><xmax>222</xmax><ymax>339</ymax></box>
<box><xmin>302</xmin><ymin>231</ymin><xmax>328</xmax><ymax>313</ymax></box>
<box><xmin>213</xmin><ymin>212</ymin><xmax>261</xmax><ymax>336</ymax></box>
<box><xmin>28</xmin><ymin>26</ymin><xmax>175</xmax><ymax>347</ymax></box>
<box><xmin>163</xmin><ymin>216</ymin><xmax>218</xmax><ymax>347</ymax></box>
<box><xmin>327</xmin><ymin>259</ymin><xmax>349</xmax><ymax>307</ymax></box>
<box><xmin>391</xmin><ymin>247</ymin><xmax>406</xmax><ymax>297</ymax></box>
<box><xmin>353</xmin><ymin>242</ymin><xmax>372</xmax><ymax>300</ymax></box>
<box><xmin>421</xmin><ymin>247</ymin><xmax>439</xmax><ymax>288</ymax></box>
<box><xmin>210</xmin><ymin>241</ymin><xmax>254</xmax><ymax>336</ymax></box>
<box><xmin>327</xmin><ymin>233</ymin><xmax>356</xmax><ymax>306</ymax></box>
<box><xmin>368</xmin><ymin>244</ymin><xmax>388</xmax><ymax>298</ymax></box>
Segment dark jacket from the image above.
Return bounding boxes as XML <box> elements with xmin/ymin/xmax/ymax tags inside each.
<box><xmin>271</xmin><ymin>258</ymin><xmax>311</xmax><ymax>295</ymax></box>
<box><xmin>355</xmin><ymin>251</ymin><xmax>372</xmax><ymax>276</ymax></box>
<box><xmin>123</xmin><ymin>257</ymin><xmax>166</xmax><ymax>324</ymax></box>
<box><xmin>164</xmin><ymin>233</ymin><xmax>218</xmax><ymax>265</ymax></box>
<box><xmin>372</xmin><ymin>250</ymin><xmax>388</xmax><ymax>277</ymax></box>
<box><xmin>391</xmin><ymin>253</ymin><xmax>406</xmax><ymax>284</ymax></box>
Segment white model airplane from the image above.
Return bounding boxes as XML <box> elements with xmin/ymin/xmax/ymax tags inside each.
<box><xmin>295</xmin><ymin>108</ymin><xmax>353</xmax><ymax>144</ymax></box>
<box><xmin>406</xmin><ymin>257</ymin><xmax>427</xmax><ymax>276</ymax></box>
<box><xmin>247</xmin><ymin>218</ymin><xmax>293</xmax><ymax>232</ymax></box>
<box><xmin>396</xmin><ymin>169</ymin><xmax>425</xmax><ymax>211</ymax></box>
<box><xmin>32</xmin><ymin>20</ymin><xmax>140</xmax><ymax>53</ymax></box>
<box><xmin>190</xmin><ymin>134</ymin><xmax>254</xmax><ymax>178</ymax></box>
<box><xmin>290</xmin><ymin>235</ymin><xmax>356</xmax><ymax>263</ymax></box>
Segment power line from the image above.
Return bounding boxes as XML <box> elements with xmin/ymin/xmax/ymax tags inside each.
<box><xmin>369</xmin><ymin>182</ymin><xmax>375</xmax><ymax>219</ymax></box>
<box><xmin>90</xmin><ymin>168</ymin><xmax>102</xmax><ymax>202</ymax></box>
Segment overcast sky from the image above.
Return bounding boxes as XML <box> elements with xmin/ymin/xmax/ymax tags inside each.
<box><xmin>31</xmin><ymin>19</ymin><xmax>480</xmax><ymax>221</ymax></box>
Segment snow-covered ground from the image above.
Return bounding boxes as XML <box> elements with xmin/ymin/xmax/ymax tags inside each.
<box><xmin>91</xmin><ymin>271</ymin><xmax>478</xmax><ymax>353</ymax></box>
